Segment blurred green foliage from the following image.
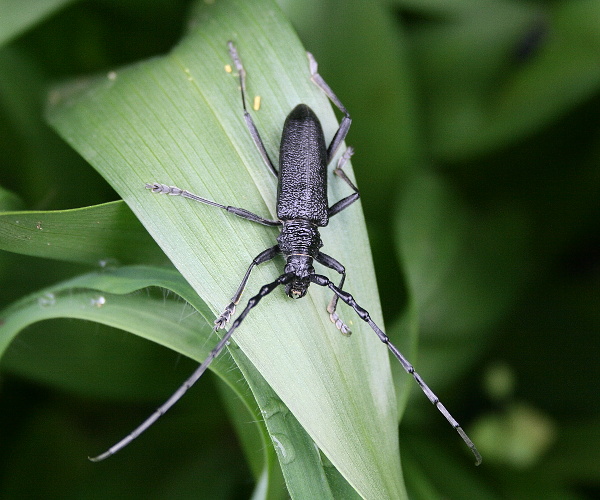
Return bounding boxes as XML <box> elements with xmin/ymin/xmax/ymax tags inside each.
<box><xmin>1</xmin><ymin>0</ymin><xmax>599</xmax><ymax>498</ymax></box>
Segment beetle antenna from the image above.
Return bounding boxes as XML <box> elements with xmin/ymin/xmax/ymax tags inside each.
<box><xmin>89</xmin><ymin>274</ymin><xmax>293</xmax><ymax>461</ymax></box>
<box><xmin>310</xmin><ymin>274</ymin><xmax>482</xmax><ymax>465</ymax></box>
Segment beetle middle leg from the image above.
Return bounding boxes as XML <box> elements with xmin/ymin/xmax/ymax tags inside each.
<box><xmin>145</xmin><ymin>183</ymin><xmax>282</xmax><ymax>329</ymax></box>
<box><xmin>145</xmin><ymin>183</ymin><xmax>281</xmax><ymax>227</ymax></box>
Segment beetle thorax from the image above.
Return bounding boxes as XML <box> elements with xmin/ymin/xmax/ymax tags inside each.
<box><xmin>277</xmin><ymin>219</ymin><xmax>322</xmax><ymax>256</ymax></box>
<box><xmin>276</xmin><ymin>219</ymin><xmax>321</xmax><ymax>299</ymax></box>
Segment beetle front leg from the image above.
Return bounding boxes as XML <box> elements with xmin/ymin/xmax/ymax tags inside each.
<box><xmin>316</xmin><ymin>252</ymin><xmax>351</xmax><ymax>335</ymax></box>
<box><xmin>215</xmin><ymin>245</ymin><xmax>280</xmax><ymax>329</ymax></box>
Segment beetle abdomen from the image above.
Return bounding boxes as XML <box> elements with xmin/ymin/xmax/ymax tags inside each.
<box><xmin>277</xmin><ymin>104</ymin><xmax>329</xmax><ymax>226</ymax></box>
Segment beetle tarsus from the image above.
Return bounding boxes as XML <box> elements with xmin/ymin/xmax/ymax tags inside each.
<box><xmin>214</xmin><ymin>303</ymin><xmax>236</xmax><ymax>329</ymax></box>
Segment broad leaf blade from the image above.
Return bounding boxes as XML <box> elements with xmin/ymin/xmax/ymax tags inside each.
<box><xmin>47</xmin><ymin>0</ymin><xmax>403</xmax><ymax>497</ymax></box>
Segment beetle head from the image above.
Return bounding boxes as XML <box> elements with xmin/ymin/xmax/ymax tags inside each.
<box><xmin>284</xmin><ymin>255</ymin><xmax>313</xmax><ymax>299</ymax></box>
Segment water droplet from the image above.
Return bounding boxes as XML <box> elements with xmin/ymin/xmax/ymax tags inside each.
<box><xmin>91</xmin><ymin>296</ymin><xmax>106</xmax><ymax>307</ymax></box>
<box><xmin>271</xmin><ymin>433</ymin><xmax>295</xmax><ymax>465</ymax></box>
<box><xmin>38</xmin><ymin>293</ymin><xmax>56</xmax><ymax>307</ymax></box>
<box><xmin>98</xmin><ymin>258</ymin><xmax>119</xmax><ymax>270</ymax></box>
<box><xmin>261</xmin><ymin>397</ymin><xmax>289</xmax><ymax>420</ymax></box>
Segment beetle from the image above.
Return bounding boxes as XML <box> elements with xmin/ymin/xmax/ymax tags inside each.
<box><xmin>90</xmin><ymin>42</ymin><xmax>481</xmax><ymax>465</ymax></box>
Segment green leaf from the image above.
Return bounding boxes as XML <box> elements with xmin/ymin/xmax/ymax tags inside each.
<box><xmin>0</xmin><ymin>201</ymin><xmax>165</xmax><ymax>266</ymax></box>
<box><xmin>0</xmin><ymin>0</ymin><xmax>75</xmax><ymax>47</ymax></box>
<box><xmin>0</xmin><ymin>266</ymin><xmax>211</xmax><ymax>355</ymax></box>
<box><xmin>46</xmin><ymin>0</ymin><xmax>403</xmax><ymax>498</ymax></box>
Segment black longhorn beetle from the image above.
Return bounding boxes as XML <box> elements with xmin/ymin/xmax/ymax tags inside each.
<box><xmin>90</xmin><ymin>42</ymin><xmax>482</xmax><ymax>465</ymax></box>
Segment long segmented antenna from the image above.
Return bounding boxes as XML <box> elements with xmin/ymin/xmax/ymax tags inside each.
<box><xmin>310</xmin><ymin>273</ymin><xmax>482</xmax><ymax>465</ymax></box>
<box><xmin>89</xmin><ymin>274</ymin><xmax>293</xmax><ymax>462</ymax></box>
